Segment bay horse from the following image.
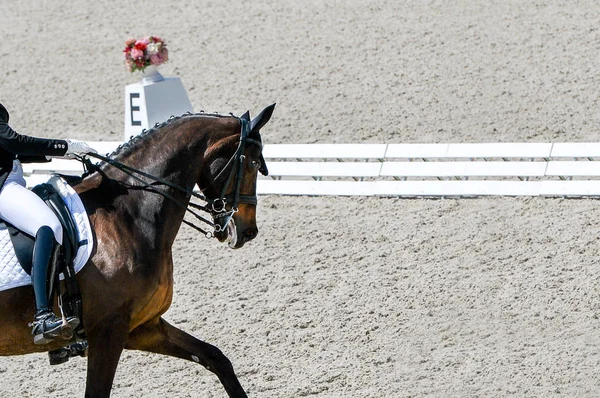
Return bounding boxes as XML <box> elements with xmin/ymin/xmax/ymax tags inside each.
<box><xmin>0</xmin><ymin>103</ymin><xmax>275</xmax><ymax>397</ymax></box>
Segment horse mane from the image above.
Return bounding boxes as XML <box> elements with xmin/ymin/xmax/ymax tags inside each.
<box><xmin>73</xmin><ymin>111</ymin><xmax>237</xmax><ymax>181</ymax></box>
<box><xmin>104</xmin><ymin>111</ymin><xmax>235</xmax><ymax>162</ymax></box>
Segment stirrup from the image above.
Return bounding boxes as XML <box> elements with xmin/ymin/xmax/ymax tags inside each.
<box><xmin>30</xmin><ymin>311</ymin><xmax>80</xmax><ymax>345</ymax></box>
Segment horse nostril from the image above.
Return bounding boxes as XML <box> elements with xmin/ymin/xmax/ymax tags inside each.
<box><xmin>245</xmin><ymin>228</ymin><xmax>258</xmax><ymax>240</ymax></box>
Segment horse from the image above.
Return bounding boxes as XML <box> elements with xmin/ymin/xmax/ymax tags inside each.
<box><xmin>0</xmin><ymin>103</ymin><xmax>275</xmax><ymax>398</ymax></box>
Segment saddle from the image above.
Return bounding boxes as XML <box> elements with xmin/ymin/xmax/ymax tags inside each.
<box><xmin>5</xmin><ymin>182</ymin><xmax>84</xmax><ymax>276</ymax></box>
<box><xmin>0</xmin><ymin>176</ymin><xmax>93</xmax><ymax>360</ymax></box>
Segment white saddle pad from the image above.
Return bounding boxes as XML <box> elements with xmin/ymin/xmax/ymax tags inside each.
<box><xmin>0</xmin><ymin>176</ymin><xmax>94</xmax><ymax>292</ymax></box>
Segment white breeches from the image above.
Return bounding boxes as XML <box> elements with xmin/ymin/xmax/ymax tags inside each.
<box><xmin>0</xmin><ymin>160</ymin><xmax>63</xmax><ymax>244</ymax></box>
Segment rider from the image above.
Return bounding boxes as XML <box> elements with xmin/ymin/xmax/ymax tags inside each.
<box><xmin>0</xmin><ymin>102</ymin><xmax>97</xmax><ymax>344</ymax></box>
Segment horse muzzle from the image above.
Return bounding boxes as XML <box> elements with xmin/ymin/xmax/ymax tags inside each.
<box><xmin>213</xmin><ymin>215</ymin><xmax>258</xmax><ymax>249</ymax></box>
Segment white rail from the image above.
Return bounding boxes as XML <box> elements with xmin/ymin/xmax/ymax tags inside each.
<box><xmin>22</xmin><ymin>142</ymin><xmax>600</xmax><ymax>197</ymax></box>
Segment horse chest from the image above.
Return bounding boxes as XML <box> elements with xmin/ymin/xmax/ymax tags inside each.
<box><xmin>131</xmin><ymin>275</ymin><xmax>174</xmax><ymax>328</ymax></box>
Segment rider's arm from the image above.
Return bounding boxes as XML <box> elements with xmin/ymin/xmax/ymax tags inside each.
<box><xmin>0</xmin><ymin>121</ymin><xmax>68</xmax><ymax>158</ymax></box>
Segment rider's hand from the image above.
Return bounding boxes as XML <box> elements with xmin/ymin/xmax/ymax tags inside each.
<box><xmin>65</xmin><ymin>139</ymin><xmax>98</xmax><ymax>157</ymax></box>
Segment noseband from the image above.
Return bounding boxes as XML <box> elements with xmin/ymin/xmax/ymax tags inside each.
<box><xmin>80</xmin><ymin>116</ymin><xmax>266</xmax><ymax>238</ymax></box>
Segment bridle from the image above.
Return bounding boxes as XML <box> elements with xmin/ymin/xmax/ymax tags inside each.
<box><xmin>80</xmin><ymin>116</ymin><xmax>267</xmax><ymax>238</ymax></box>
<box><xmin>201</xmin><ymin>116</ymin><xmax>268</xmax><ymax>230</ymax></box>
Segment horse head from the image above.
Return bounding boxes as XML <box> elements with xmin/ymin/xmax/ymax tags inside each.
<box><xmin>199</xmin><ymin>103</ymin><xmax>275</xmax><ymax>249</ymax></box>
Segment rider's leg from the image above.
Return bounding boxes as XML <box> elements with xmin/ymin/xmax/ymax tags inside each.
<box><xmin>0</xmin><ymin>161</ymin><xmax>63</xmax><ymax>244</ymax></box>
<box><xmin>0</xmin><ymin>161</ymin><xmax>76</xmax><ymax>344</ymax></box>
<box><xmin>30</xmin><ymin>226</ymin><xmax>67</xmax><ymax>344</ymax></box>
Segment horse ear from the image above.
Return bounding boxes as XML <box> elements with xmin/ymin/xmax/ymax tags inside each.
<box><xmin>250</xmin><ymin>103</ymin><xmax>276</xmax><ymax>133</ymax></box>
<box><xmin>241</xmin><ymin>111</ymin><xmax>250</xmax><ymax>121</ymax></box>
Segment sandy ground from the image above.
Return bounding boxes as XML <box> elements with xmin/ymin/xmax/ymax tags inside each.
<box><xmin>1</xmin><ymin>0</ymin><xmax>600</xmax><ymax>397</ymax></box>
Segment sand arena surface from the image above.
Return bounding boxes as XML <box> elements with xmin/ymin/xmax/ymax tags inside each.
<box><xmin>1</xmin><ymin>1</ymin><xmax>600</xmax><ymax>396</ymax></box>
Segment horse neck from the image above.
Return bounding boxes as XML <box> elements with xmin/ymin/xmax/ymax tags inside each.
<box><xmin>115</xmin><ymin>123</ymin><xmax>200</xmax><ymax>183</ymax></box>
<box><xmin>110</xmin><ymin>116</ymin><xmax>238</xmax><ymax>183</ymax></box>
<box><xmin>77</xmin><ymin>119</ymin><xmax>207</xmax><ymax>247</ymax></box>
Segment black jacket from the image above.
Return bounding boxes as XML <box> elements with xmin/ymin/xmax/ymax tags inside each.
<box><xmin>0</xmin><ymin>121</ymin><xmax>68</xmax><ymax>188</ymax></box>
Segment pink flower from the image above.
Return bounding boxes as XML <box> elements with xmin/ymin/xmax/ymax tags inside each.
<box><xmin>150</xmin><ymin>53</ymin><xmax>164</xmax><ymax>65</ymax></box>
<box><xmin>130</xmin><ymin>48</ymin><xmax>144</xmax><ymax>60</ymax></box>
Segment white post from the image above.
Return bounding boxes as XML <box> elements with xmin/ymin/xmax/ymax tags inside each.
<box><xmin>124</xmin><ymin>76</ymin><xmax>194</xmax><ymax>140</ymax></box>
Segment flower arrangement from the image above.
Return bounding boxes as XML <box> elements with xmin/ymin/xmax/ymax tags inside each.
<box><xmin>123</xmin><ymin>36</ymin><xmax>169</xmax><ymax>73</ymax></box>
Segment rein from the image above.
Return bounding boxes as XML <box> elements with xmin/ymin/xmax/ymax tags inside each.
<box><xmin>78</xmin><ymin>116</ymin><xmax>262</xmax><ymax>238</ymax></box>
<box><xmin>82</xmin><ymin>151</ymin><xmax>216</xmax><ymax>236</ymax></box>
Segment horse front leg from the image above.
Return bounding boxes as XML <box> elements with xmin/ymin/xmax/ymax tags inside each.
<box><xmin>84</xmin><ymin>316</ymin><xmax>130</xmax><ymax>398</ymax></box>
<box><xmin>126</xmin><ymin>317</ymin><xmax>247</xmax><ymax>398</ymax></box>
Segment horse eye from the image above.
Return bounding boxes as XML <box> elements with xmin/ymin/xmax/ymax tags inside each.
<box><xmin>251</xmin><ymin>160</ymin><xmax>261</xmax><ymax>170</ymax></box>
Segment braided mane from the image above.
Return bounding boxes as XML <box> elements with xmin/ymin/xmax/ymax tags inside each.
<box><xmin>105</xmin><ymin>111</ymin><xmax>234</xmax><ymax>162</ymax></box>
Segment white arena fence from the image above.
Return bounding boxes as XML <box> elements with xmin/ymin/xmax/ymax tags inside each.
<box><xmin>21</xmin><ymin>142</ymin><xmax>600</xmax><ymax>197</ymax></box>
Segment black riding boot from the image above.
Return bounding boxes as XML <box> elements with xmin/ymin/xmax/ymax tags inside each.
<box><xmin>30</xmin><ymin>226</ymin><xmax>78</xmax><ymax>345</ymax></box>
